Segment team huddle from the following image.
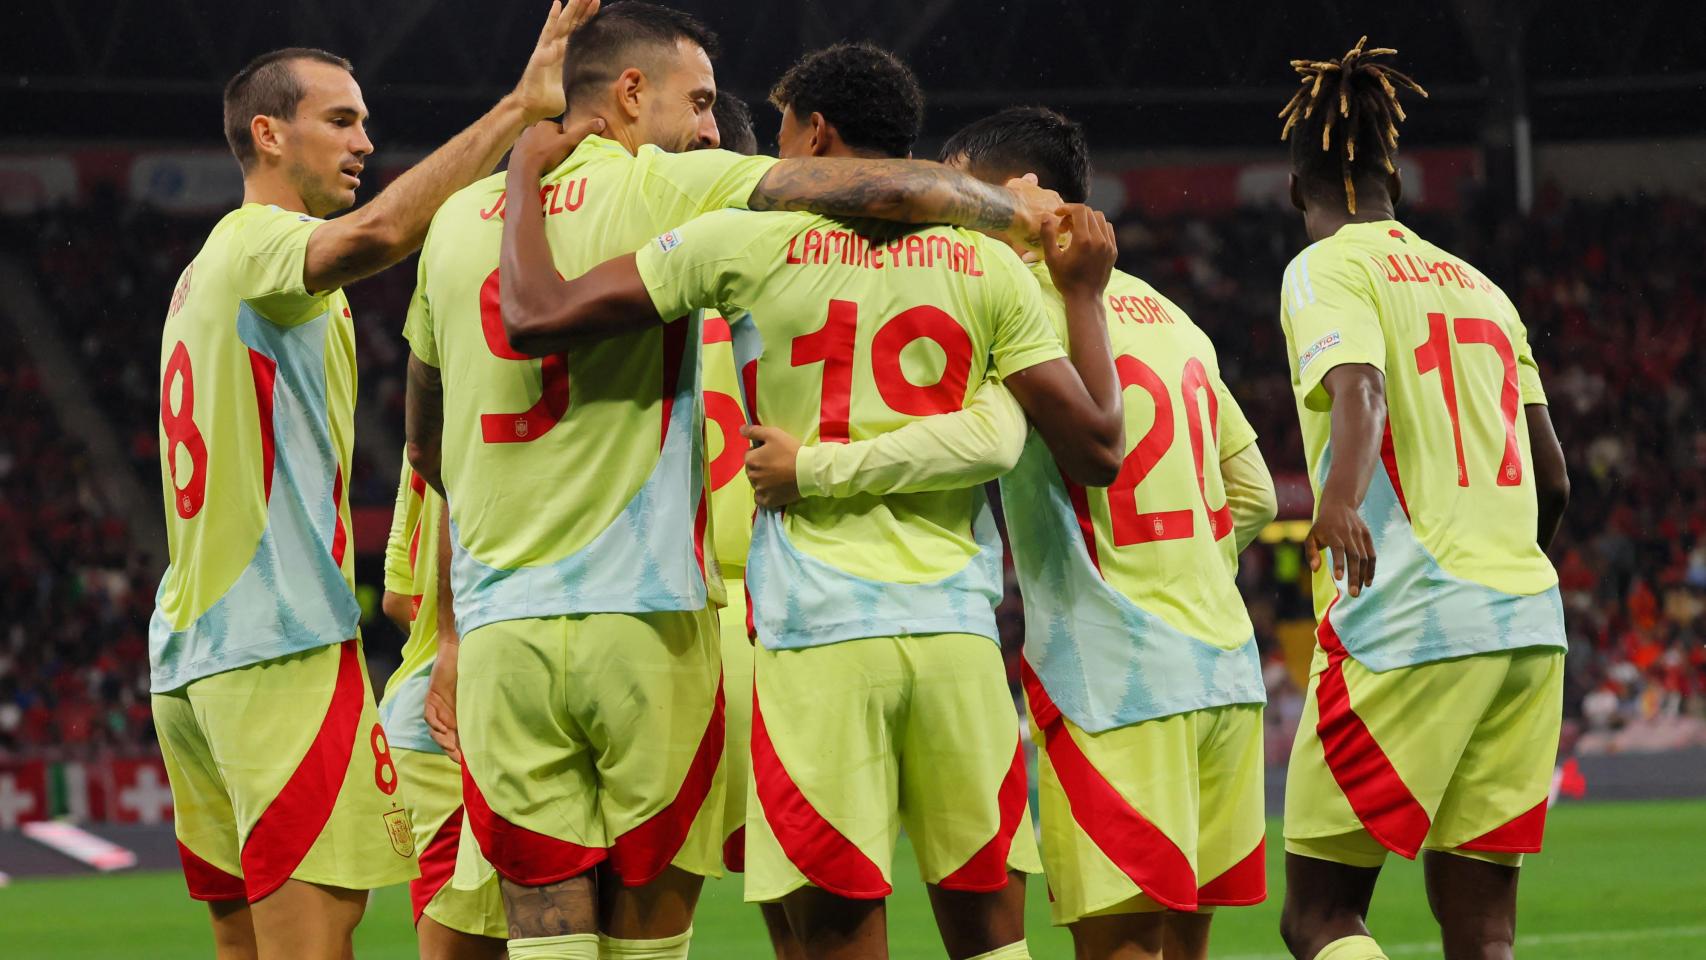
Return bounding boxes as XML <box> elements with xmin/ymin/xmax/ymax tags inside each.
<box><xmin>146</xmin><ymin>3</ymin><xmax>1571</xmax><ymax>959</ymax></box>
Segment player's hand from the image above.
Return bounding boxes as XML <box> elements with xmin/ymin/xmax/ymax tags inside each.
<box><xmin>742</xmin><ymin>425</ymin><xmax>803</xmax><ymax>509</ymax></box>
<box><xmin>999</xmin><ymin>175</ymin><xmax>1066</xmax><ymax>252</ymax></box>
<box><xmin>1306</xmin><ymin>498</ymin><xmax>1377</xmax><ymax>598</ymax></box>
<box><xmin>512</xmin><ymin>0</ymin><xmax>601</xmax><ymax>123</ymax></box>
<box><xmin>510</xmin><ymin>116</ymin><xmax>606</xmax><ymax>178</ymax></box>
<box><xmin>424</xmin><ymin>644</ymin><xmax>462</xmax><ymax>763</ymax></box>
<box><xmin>1041</xmin><ymin>203</ymin><xmax>1117</xmax><ymax>300</ymax></box>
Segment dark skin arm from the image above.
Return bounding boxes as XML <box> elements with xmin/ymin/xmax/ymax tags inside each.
<box><xmin>1526</xmin><ymin>403</ymin><xmax>1569</xmax><ymax>550</ymax></box>
<box><xmin>404</xmin><ymin>354</ymin><xmax>446</xmax><ymax>497</ymax></box>
<box><xmin>1309</xmin><ymin>363</ymin><xmax>1386</xmax><ymax>598</ymax></box>
<box><xmin>1002</xmin><ymin>205</ymin><xmax>1124</xmax><ymax>486</ymax></box>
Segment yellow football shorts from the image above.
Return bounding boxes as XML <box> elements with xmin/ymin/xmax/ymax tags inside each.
<box><xmin>1285</xmin><ymin>643</ymin><xmax>1564</xmax><ymax>868</ymax></box>
<box><xmin>719</xmin><ymin>579</ymin><xmax>755</xmax><ymax>872</ymax></box>
<box><xmin>744</xmin><ymin>632</ymin><xmax>1041</xmax><ymax>904</ymax></box>
<box><xmin>153</xmin><ymin>639</ymin><xmax>419</xmax><ymax>902</ymax></box>
<box><xmin>457</xmin><ymin>608</ymin><xmax>726</xmax><ymax>888</ymax></box>
<box><xmin>393</xmin><ymin>748</ymin><xmax>506</xmax><ymax>939</ymax></box>
<box><xmin>1022</xmin><ymin>662</ymin><xmax>1266</xmax><ymax>924</ymax></box>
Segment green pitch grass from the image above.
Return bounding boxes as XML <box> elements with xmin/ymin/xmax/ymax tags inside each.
<box><xmin>6</xmin><ymin>799</ymin><xmax>1703</xmax><ymax>959</ymax></box>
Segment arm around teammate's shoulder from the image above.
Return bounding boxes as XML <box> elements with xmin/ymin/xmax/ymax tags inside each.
<box><xmin>1003</xmin><ymin>205</ymin><xmax>1124</xmax><ymax>486</ymax></box>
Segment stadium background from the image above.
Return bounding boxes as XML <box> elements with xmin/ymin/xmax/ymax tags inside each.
<box><xmin>1</xmin><ymin>1</ymin><xmax>1703</xmax><ymax>956</ymax></box>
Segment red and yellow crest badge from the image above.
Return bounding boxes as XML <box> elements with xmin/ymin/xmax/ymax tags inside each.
<box><xmin>383</xmin><ymin>807</ymin><xmax>416</xmax><ymax>858</ymax></box>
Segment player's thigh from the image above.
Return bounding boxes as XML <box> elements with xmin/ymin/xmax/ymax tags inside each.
<box><xmin>1284</xmin><ymin>647</ymin><xmax>1505</xmax><ymax>860</ymax></box>
<box><xmin>1194</xmin><ymin>703</ymin><xmax>1267</xmax><ymax>908</ymax></box>
<box><xmin>248</xmin><ymin>879</ymin><xmax>367</xmax><ymax>960</ymax></box>
<box><xmin>1024</xmin><ymin>689</ymin><xmax>1203</xmax><ymax>923</ymax></box>
<box><xmin>394</xmin><ymin>748</ymin><xmax>508</xmax><ymax>941</ymax></box>
<box><xmin>745</xmin><ymin>637</ymin><xmax>907</xmax><ymax>903</ymax></box>
<box><xmin>573</xmin><ymin>606</ymin><xmax>726</xmax><ymax>885</ymax></box>
<box><xmin>457</xmin><ymin>617</ymin><xmax>603</xmax><ymax>884</ymax></box>
<box><xmin>719</xmin><ymin>580</ymin><xmax>756</xmax><ymax>859</ymax></box>
<box><xmin>898</xmin><ymin>633</ymin><xmax>1039</xmax><ymax>890</ymax></box>
<box><xmin>1429</xmin><ymin>648</ymin><xmax>1564</xmax><ymax>858</ymax></box>
<box><xmin>153</xmin><ymin>686</ymin><xmax>246</xmax><ymax>901</ymax></box>
<box><xmin>193</xmin><ymin>640</ymin><xmax>416</xmax><ymax>900</ymax></box>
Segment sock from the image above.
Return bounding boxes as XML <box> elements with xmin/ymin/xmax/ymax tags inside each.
<box><xmin>1315</xmin><ymin>934</ymin><xmax>1390</xmax><ymax>960</ymax></box>
<box><xmin>509</xmin><ymin>933</ymin><xmax>600</xmax><ymax>960</ymax></box>
<box><xmin>598</xmin><ymin>927</ymin><xmax>692</xmax><ymax>959</ymax></box>
<box><xmin>966</xmin><ymin>941</ymin><xmax>1031</xmax><ymax>960</ymax></box>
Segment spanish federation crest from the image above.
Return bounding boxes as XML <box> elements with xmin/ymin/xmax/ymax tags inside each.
<box><xmin>383</xmin><ymin>807</ymin><xmax>415</xmax><ymax>858</ymax></box>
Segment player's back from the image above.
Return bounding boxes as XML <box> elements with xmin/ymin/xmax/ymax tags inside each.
<box><xmin>635</xmin><ymin>208</ymin><xmax>1065</xmax><ymax>649</ymax></box>
<box><xmin>1004</xmin><ymin>265</ymin><xmax>1264</xmax><ymax>731</ymax></box>
<box><xmin>1281</xmin><ymin>221</ymin><xmax>1563</xmax><ymax>668</ymax></box>
<box><xmin>405</xmin><ymin>136</ymin><xmax>774</xmax><ymax>631</ymax></box>
<box><xmin>151</xmin><ymin>204</ymin><xmax>359</xmax><ymax>691</ymax></box>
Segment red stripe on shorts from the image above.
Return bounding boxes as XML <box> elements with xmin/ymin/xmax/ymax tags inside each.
<box><xmin>1459</xmin><ymin>799</ymin><xmax>1547</xmax><ymax>853</ymax></box>
<box><xmin>240</xmin><ymin>638</ymin><xmax>364</xmax><ymax>902</ymax></box>
<box><xmin>410</xmin><ymin>806</ymin><xmax>464</xmax><ymax>924</ymax></box>
<box><xmin>1313</xmin><ymin>597</ymin><xmax>1431</xmax><ymax>858</ymax></box>
<box><xmin>177</xmin><ymin>839</ymin><xmax>246</xmax><ymax>902</ymax></box>
<box><xmin>751</xmin><ymin>689</ymin><xmax>891</xmax><ymax>899</ymax></box>
<box><xmin>609</xmin><ymin>677</ymin><xmax>726</xmax><ymax>886</ymax></box>
<box><xmin>1020</xmin><ymin>659</ymin><xmax>1197</xmax><ymax>912</ymax></box>
<box><xmin>1197</xmin><ymin>836</ymin><xmax>1267</xmax><ymax>906</ymax></box>
<box><xmin>460</xmin><ymin>760</ymin><xmax>606</xmax><ymax>886</ymax></box>
<box><xmin>936</xmin><ymin>741</ymin><xmax>1028</xmax><ymax>892</ymax></box>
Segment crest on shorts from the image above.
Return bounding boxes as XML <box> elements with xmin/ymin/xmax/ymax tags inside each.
<box><xmin>383</xmin><ymin>807</ymin><xmax>415</xmax><ymax>858</ymax></box>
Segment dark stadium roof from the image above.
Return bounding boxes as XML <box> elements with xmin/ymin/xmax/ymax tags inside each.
<box><xmin>6</xmin><ymin>0</ymin><xmax>1705</xmax><ymax>149</ymax></box>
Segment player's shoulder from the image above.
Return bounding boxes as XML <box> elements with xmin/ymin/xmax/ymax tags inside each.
<box><xmin>428</xmin><ymin>171</ymin><xmax>507</xmax><ymax>234</ymax></box>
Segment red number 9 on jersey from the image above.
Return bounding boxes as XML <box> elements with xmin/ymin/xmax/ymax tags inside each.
<box><xmin>161</xmin><ymin>340</ymin><xmax>207</xmax><ymax>519</ymax></box>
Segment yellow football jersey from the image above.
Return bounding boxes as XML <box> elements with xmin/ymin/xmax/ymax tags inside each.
<box><xmin>378</xmin><ymin>456</ymin><xmax>443</xmax><ymax>753</ymax></box>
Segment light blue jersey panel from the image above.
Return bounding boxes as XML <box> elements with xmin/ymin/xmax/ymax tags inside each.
<box><xmin>1002</xmin><ymin>434</ymin><xmax>1265</xmax><ymax>733</ymax></box>
<box><xmin>450</xmin><ymin>314</ymin><xmax>710</xmax><ymax>633</ymax></box>
<box><xmin>149</xmin><ymin>305</ymin><xmax>359</xmax><ymax>692</ymax></box>
<box><xmin>379</xmin><ymin>668</ymin><xmax>439</xmax><ymax>754</ymax></box>
<box><xmin>1317</xmin><ymin>446</ymin><xmax>1567</xmax><ymax>672</ymax></box>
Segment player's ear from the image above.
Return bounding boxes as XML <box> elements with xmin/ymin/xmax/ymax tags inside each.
<box><xmin>615</xmin><ymin>67</ymin><xmax>646</xmax><ymax>122</ymax></box>
<box><xmin>251</xmin><ymin>114</ymin><xmax>285</xmax><ymax>163</ymax></box>
<box><xmin>808</xmin><ymin>111</ymin><xmax>831</xmax><ymax>158</ymax></box>
<box><xmin>1288</xmin><ymin>172</ymin><xmax>1305</xmax><ymax>213</ymax></box>
<box><xmin>1388</xmin><ymin>167</ymin><xmax>1403</xmax><ymax>207</ymax></box>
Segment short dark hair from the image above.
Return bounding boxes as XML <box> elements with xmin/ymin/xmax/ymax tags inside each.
<box><xmin>564</xmin><ymin>2</ymin><xmax>720</xmax><ymax>108</ymax></box>
<box><xmin>939</xmin><ymin>106</ymin><xmax>1091</xmax><ymax>203</ymax></box>
<box><xmin>713</xmin><ymin>92</ymin><xmax>758</xmax><ymax>156</ymax></box>
<box><xmin>223</xmin><ymin>48</ymin><xmax>354</xmax><ymax>171</ymax></box>
<box><xmin>768</xmin><ymin>43</ymin><xmax>922</xmax><ymax>159</ymax></box>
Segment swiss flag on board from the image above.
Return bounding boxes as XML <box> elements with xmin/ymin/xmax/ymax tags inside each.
<box><xmin>109</xmin><ymin>758</ymin><xmax>175</xmax><ymax>825</ymax></box>
<box><xmin>0</xmin><ymin>760</ymin><xmax>49</xmax><ymax>829</ymax></box>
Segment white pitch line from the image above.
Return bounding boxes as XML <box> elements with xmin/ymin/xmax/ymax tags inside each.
<box><xmin>1221</xmin><ymin>923</ymin><xmax>1706</xmax><ymax>960</ymax></box>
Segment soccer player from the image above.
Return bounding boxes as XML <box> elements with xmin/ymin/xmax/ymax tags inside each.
<box><xmin>701</xmin><ymin>89</ymin><xmax>1035</xmax><ymax>960</ymax></box>
<box><xmin>147</xmin><ymin>5</ymin><xmax>585</xmax><ymax>958</ymax></box>
<box><xmin>379</xmin><ymin>460</ymin><xmax>506</xmax><ymax>959</ymax></box>
<box><xmin>1272</xmin><ymin>40</ymin><xmax>1570</xmax><ymax>960</ymax></box>
<box><xmin>399</xmin><ymin>9</ymin><xmax>1066</xmax><ymax>960</ymax></box>
<box><xmin>494</xmin><ymin>42</ymin><xmax>1127</xmax><ymax>960</ymax></box>
<box><xmin>930</xmin><ymin>106</ymin><xmax>1279</xmax><ymax>960</ymax></box>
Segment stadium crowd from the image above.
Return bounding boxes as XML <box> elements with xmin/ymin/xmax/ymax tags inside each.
<box><xmin>1</xmin><ymin>186</ymin><xmax>1701</xmax><ymax>758</ymax></box>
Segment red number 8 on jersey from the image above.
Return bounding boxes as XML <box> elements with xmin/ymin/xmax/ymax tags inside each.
<box><xmin>161</xmin><ymin>340</ymin><xmax>208</xmax><ymax>519</ymax></box>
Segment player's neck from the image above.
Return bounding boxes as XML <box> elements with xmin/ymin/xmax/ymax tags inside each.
<box><xmin>1306</xmin><ymin>199</ymin><xmax>1396</xmax><ymax>243</ymax></box>
<box><xmin>241</xmin><ymin>170</ymin><xmax>309</xmax><ymax>216</ymax></box>
<box><xmin>568</xmin><ymin>106</ymin><xmax>635</xmax><ymax>155</ymax></box>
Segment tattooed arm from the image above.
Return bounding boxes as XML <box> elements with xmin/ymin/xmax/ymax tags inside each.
<box><xmin>748</xmin><ymin>158</ymin><xmax>1061</xmax><ymax>249</ymax></box>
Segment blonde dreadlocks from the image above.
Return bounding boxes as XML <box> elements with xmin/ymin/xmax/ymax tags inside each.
<box><xmin>1278</xmin><ymin>36</ymin><xmax>1428</xmax><ymax>214</ymax></box>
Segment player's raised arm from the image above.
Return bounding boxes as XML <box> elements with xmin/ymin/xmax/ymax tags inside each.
<box><xmin>1001</xmin><ymin>204</ymin><xmax>1125</xmax><ymax>485</ymax></box>
<box><xmin>747</xmin><ymin>158</ymin><xmax>1063</xmax><ymax>251</ymax></box>
<box><xmin>298</xmin><ymin>0</ymin><xmax>595</xmax><ymax>294</ymax></box>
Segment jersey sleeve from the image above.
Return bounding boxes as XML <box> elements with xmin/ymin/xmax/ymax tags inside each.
<box><xmin>1501</xmin><ymin>291</ymin><xmax>1548</xmax><ymax>406</ymax></box>
<box><xmin>634</xmin><ymin>209</ymin><xmax>773</xmax><ymax>323</ymax></box>
<box><xmin>233</xmin><ymin>207</ymin><xmax>326</xmax><ymax>325</ymax></box>
<box><xmin>983</xmin><ymin>243</ymin><xmax>1069</xmax><ymax>379</ymax></box>
<box><xmin>1213</xmin><ymin>369</ymin><xmax>1258</xmax><ymax>459</ymax></box>
<box><xmin>1220</xmin><ymin>440</ymin><xmax>1278</xmax><ymax>554</ymax></box>
<box><xmin>795</xmin><ymin>376</ymin><xmax>1027</xmax><ymax>499</ymax></box>
<box><xmin>401</xmin><ymin>253</ymin><xmax>438</xmax><ymax>367</ymax></box>
<box><xmin>383</xmin><ymin>459</ymin><xmax>421</xmax><ymax>596</ymax></box>
<box><xmin>1281</xmin><ymin>244</ymin><xmax>1385</xmax><ymax>412</ymax></box>
<box><xmin>643</xmin><ymin>148</ymin><xmax>780</xmax><ymax>225</ymax></box>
